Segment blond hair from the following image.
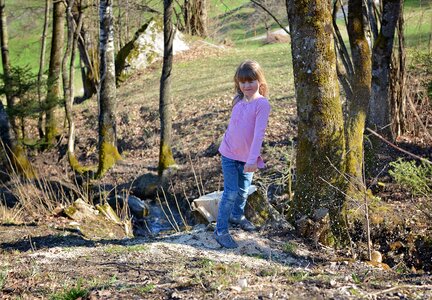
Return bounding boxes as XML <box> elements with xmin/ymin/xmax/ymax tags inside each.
<box><xmin>233</xmin><ymin>60</ymin><xmax>268</xmax><ymax>103</ymax></box>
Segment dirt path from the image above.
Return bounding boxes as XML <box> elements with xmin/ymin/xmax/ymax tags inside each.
<box><xmin>1</xmin><ymin>223</ymin><xmax>432</xmax><ymax>299</ymax></box>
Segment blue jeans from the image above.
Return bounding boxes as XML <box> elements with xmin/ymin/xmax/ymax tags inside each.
<box><xmin>216</xmin><ymin>155</ymin><xmax>254</xmax><ymax>235</ymax></box>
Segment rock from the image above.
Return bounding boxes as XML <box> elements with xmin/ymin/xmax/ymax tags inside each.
<box><xmin>64</xmin><ymin>199</ymin><xmax>132</xmax><ymax>240</ymax></box>
<box><xmin>115</xmin><ymin>16</ymin><xmax>189</xmax><ymax>82</ymax></box>
<box><xmin>245</xmin><ymin>189</ymin><xmax>294</xmax><ymax>231</ymax></box>
<box><xmin>0</xmin><ymin>188</ymin><xmax>18</xmax><ymax>207</ymax></box>
<box><xmin>265</xmin><ymin>33</ymin><xmax>290</xmax><ymax>44</ymax></box>
<box><xmin>108</xmin><ymin>195</ymin><xmax>149</xmax><ymax>219</ymax></box>
<box><xmin>132</xmin><ymin>172</ymin><xmax>160</xmax><ymax>198</ymax></box>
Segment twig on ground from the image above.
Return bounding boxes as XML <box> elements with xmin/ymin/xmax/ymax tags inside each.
<box><xmin>366</xmin><ymin>128</ymin><xmax>432</xmax><ymax>165</ymax></box>
<box><xmin>371</xmin><ymin>285</ymin><xmax>432</xmax><ymax>296</ymax></box>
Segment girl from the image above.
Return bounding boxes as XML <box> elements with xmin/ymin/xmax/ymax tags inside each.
<box><xmin>214</xmin><ymin>60</ymin><xmax>271</xmax><ymax>249</ymax></box>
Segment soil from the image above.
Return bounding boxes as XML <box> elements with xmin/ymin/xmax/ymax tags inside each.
<box><xmin>1</xmin><ymin>43</ymin><xmax>432</xmax><ymax>299</ymax></box>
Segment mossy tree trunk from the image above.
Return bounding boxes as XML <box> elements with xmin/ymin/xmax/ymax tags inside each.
<box><xmin>368</xmin><ymin>0</ymin><xmax>402</xmax><ymax>140</ymax></box>
<box><xmin>97</xmin><ymin>0</ymin><xmax>121</xmax><ymax>178</ymax></box>
<box><xmin>0</xmin><ymin>0</ymin><xmax>18</xmax><ymax>136</ymax></box>
<box><xmin>45</xmin><ymin>0</ymin><xmax>65</xmax><ymax>146</ymax></box>
<box><xmin>76</xmin><ymin>0</ymin><xmax>99</xmax><ymax>100</ymax></box>
<box><xmin>0</xmin><ymin>0</ymin><xmax>34</xmax><ymax>177</ymax></box>
<box><xmin>286</xmin><ymin>0</ymin><xmax>348</xmax><ymax>244</ymax></box>
<box><xmin>158</xmin><ymin>0</ymin><xmax>176</xmax><ymax>176</ymax></box>
<box><xmin>345</xmin><ymin>0</ymin><xmax>372</xmax><ymax>186</ymax></box>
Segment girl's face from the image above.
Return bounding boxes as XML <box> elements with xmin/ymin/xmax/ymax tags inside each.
<box><xmin>239</xmin><ymin>80</ymin><xmax>260</xmax><ymax>99</ymax></box>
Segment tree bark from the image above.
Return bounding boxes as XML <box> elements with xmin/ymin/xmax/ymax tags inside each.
<box><xmin>345</xmin><ymin>0</ymin><xmax>372</xmax><ymax>184</ymax></box>
<box><xmin>158</xmin><ymin>0</ymin><xmax>176</xmax><ymax>176</ymax></box>
<box><xmin>0</xmin><ymin>0</ymin><xmax>18</xmax><ymax>136</ymax></box>
<box><xmin>183</xmin><ymin>0</ymin><xmax>207</xmax><ymax>37</ymax></box>
<box><xmin>45</xmin><ymin>0</ymin><xmax>66</xmax><ymax>146</ymax></box>
<box><xmin>37</xmin><ymin>0</ymin><xmax>50</xmax><ymax>139</ymax></box>
<box><xmin>389</xmin><ymin>6</ymin><xmax>406</xmax><ymax>138</ymax></box>
<box><xmin>368</xmin><ymin>0</ymin><xmax>402</xmax><ymax>139</ymax></box>
<box><xmin>97</xmin><ymin>0</ymin><xmax>121</xmax><ymax>178</ymax></box>
<box><xmin>0</xmin><ymin>0</ymin><xmax>34</xmax><ymax>177</ymax></box>
<box><xmin>286</xmin><ymin>0</ymin><xmax>348</xmax><ymax>244</ymax></box>
<box><xmin>76</xmin><ymin>0</ymin><xmax>99</xmax><ymax>100</ymax></box>
<box><xmin>63</xmin><ymin>0</ymin><xmax>84</xmax><ymax>173</ymax></box>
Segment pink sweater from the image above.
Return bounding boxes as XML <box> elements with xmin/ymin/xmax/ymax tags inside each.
<box><xmin>219</xmin><ymin>97</ymin><xmax>271</xmax><ymax>168</ymax></box>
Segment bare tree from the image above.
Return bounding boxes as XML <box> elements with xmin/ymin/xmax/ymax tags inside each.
<box><xmin>158</xmin><ymin>0</ymin><xmax>176</xmax><ymax>176</ymax></box>
<box><xmin>0</xmin><ymin>0</ymin><xmax>33</xmax><ymax>177</ymax></box>
<box><xmin>0</xmin><ymin>0</ymin><xmax>18</xmax><ymax>136</ymax></box>
<box><xmin>183</xmin><ymin>0</ymin><xmax>207</xmax><ymax>37</ymax></box>
<box><xmin>45</xmin><ymin>0</ymin><xmax>66</xmax><ymax>146</ymax></box>
<box><xmin>37</xmin><ymin>0</ymin><xmax>50</xmax><ymax>139</ymax></box>
<box><xmin>97</xmin><ymin>0</ymin><xmax>122</xmax><ymax>178</ymax></box>
<box><xmin>63</xmin><ymin>0</ymin><xmax>84</xmax><ymax>171</ymax></box>
<box><xmin>368</xmin><ymin>0</ymin><xmax>403</xmax><ymax>139</ymax></box>
<box><xmin>76</xmin><ymin>0</ymin><xmax>100</xmax><ymax>100</ymax></box>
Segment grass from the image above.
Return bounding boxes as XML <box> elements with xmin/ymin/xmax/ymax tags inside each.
<box><xmin>0</xmin><ymin>268</ymin><xmax>7</xmax><ymax>290</ymax></box>
<box><xmin>127</xmin><ymin>42</ymin><xmax>293</xmax><ymax>107</ymax></box>
<box><xmin>50</xmin><ymin>281</ymin><xmax>89</xmax><ymax>300</ymax></box>
<box><xmin>103</xmin><ymin>244</ymin><xmax>149</xmax><ymax>254</ymax></box>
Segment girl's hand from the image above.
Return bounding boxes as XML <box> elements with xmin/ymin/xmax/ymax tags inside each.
<box><xmin>244</xmin><ymin>163</ymin><xmax>257</xmax><ymax>173</ymax></box>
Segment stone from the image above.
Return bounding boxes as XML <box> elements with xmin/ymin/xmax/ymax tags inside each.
<box><xmin>115</xmin><ymin>16</ymin><xmax>189</xmax><ymax>82</ymax></box>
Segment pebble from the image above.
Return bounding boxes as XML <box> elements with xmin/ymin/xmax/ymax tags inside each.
<box><xmin>238</xmin><ymin>278</ymin><xmax>248</xmax><ymax>288</ymax></box>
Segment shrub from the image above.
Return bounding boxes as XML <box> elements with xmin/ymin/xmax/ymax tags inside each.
<box><xmin>389</xmin><ymin>159</ymin><xmax>432</xmax><ymax>197</ymax></box>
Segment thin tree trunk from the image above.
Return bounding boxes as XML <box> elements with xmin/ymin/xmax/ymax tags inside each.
<box><xmin>46</xmin><ymin>0</ymin><xmax>66</xmax><ymax>146</ymax></box>
<box><xmin>37</xmin><ymin>0</ymin><xmax>50</xmax><ymax>139</ymax></box>
<box><xmin>75</xmin><ymin>0</ymin><xmax>99</xmax><ymax>100</ymax></box>
<box><xmin>158</xmin><ymin>0</ymin><xmax>176</xmax><ymax>176</ymax></box>
<box><xmin>368</xmin><ymin>0</ymin><xmax>402</xmax><ymax>139</ymax></box>
<box><xmin>63</xmin><ymin>0</ymin><xmax>83</xmax><ymax>167</ymax></box>
<box><xmin>0</xmin><ymin>0</ymin><xmax>18</xmax><ymax>136</ymax></box>
<box><xmin>97</xmin><ymin>0</ymin><xmax>121</xmax><ymax>178</ymax></box>
<box><xmin>286</xmin><ymin>0</ymin><xmax>348</xmax><ymax>243</ymax></box>
<box><xmin>389</xmin><ymin>6</ymin><xmax>406</xmax><ymax>138</ymax></box>
<box><xmin>345</xmin><ymin>0</ymin><xmax>372</xmax><ymax>184</ymax></box>
<box><xmin>183</xmin><ymin>0</ymin><xmax>207</xmax><ymax>37</ymax></box>
<box><xmin>0</xmin><ymin>0</ymin><xmax>34</xmax><ymax>177</ymax></box>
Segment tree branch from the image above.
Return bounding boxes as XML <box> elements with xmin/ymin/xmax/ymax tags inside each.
<box><xmin>366</xmin><ymin>128</ymin><xmax>432</xmax><ymax>165</ymax></box>
<box><xmin>250</xmin><ymin>0</ymin><xmax>290</xmax><ymax>35</ymax></box>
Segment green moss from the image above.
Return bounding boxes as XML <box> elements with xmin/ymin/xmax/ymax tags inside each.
<box><xmin>64</xmin><ymin>205</ymin><xmax>77</xmax><ymax>216</ymax></box>
<box><xmin>68</xmin><ymin>152</ymin><xmax>96</xmax><ymax>175</ymax></box>
<box><xmin>96</xmin><ymin>141</ymin><xmax>122</xmax><ymax>178</ymax></box>
<box><xmin>11</xmin><ymin>145</ymin><xmax>36</xmax><ymax>179</ymax></box>
<box><xmin>158</xmin><ymin>142</ymin><xmax>176</xmax><ymax>175</ymax></box>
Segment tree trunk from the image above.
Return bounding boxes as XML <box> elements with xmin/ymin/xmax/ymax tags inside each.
<box><xmin>368</xmin><ymin>0</ymin><xmax>402</xmax><ymax>139</ymax></box>
<box><xmin>37</xmin><ymin>0</ymin><xmax>50</xmax><ymax>139</ymax></box>
<box><xmin>345</xmin><ymin>0</ymin><xmax>372</xmax><ymax>185</ymax></box>
<box><xmin>389</xmin><ymin>6</ymin><xmax>406</xmax><ymax>138</ymax></box>
<box><xmin>45</xmin><ymin>0</ymin><xmax>66</xmax><ymax>146</ymax></box>
<box><xmin>76</xmin><ymin>0</ymin><xmax>99</xmax><ymax>100</ymax></box>
<box><xmin>0</xmin><ymin>0</ymin><xmax>34</xmax><ymax>177</ymax></box>
<box><xmin>0</xmin><ymin>0</ymin><xmax>18</xmax><ymax>136</ymax></box>
<box><xmin>158</xmin><ymin>0</ymin><xmax>176</xmax><ymax>176</ymax></box>
<box><xmin>286</xmin><ymin>0</ymin><xmax>348</xmax><ymax>244</ymax></box>
<box><xmin>63</xmin><ymin>0</ymin><xmax>84</xmax><ymax>172</ymax></box>
<box><xmin>183</xmin><ymin>0</ymin><xmax>207</xmax><ymax>37</ymax></box>
<box><xmin>97</xmin><ymin>0</ymin><xmax>121</xmax><ymax>178</ymax></box>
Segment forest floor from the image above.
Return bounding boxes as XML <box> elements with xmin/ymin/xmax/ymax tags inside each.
<box><xmin>1</xmin><ymin>42</ymin><xmax>432</xmax><ymax>299</ymax></box>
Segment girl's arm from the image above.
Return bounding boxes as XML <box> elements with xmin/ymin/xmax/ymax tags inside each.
<box><xmin>246</xmin><ymin>99</ymin><xmax>271</xmax><ymax>167</ymax></box>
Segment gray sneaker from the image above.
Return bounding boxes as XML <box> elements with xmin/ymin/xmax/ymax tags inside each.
<box><xmin>213</xmin><ymin>232</ymin><xmax>238</xmax><ymax>248</ymax></box>
<box><xmin>230</xmin><ymin>216</ymin><xmax>256</xmax><ymax>232</ymax></box>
